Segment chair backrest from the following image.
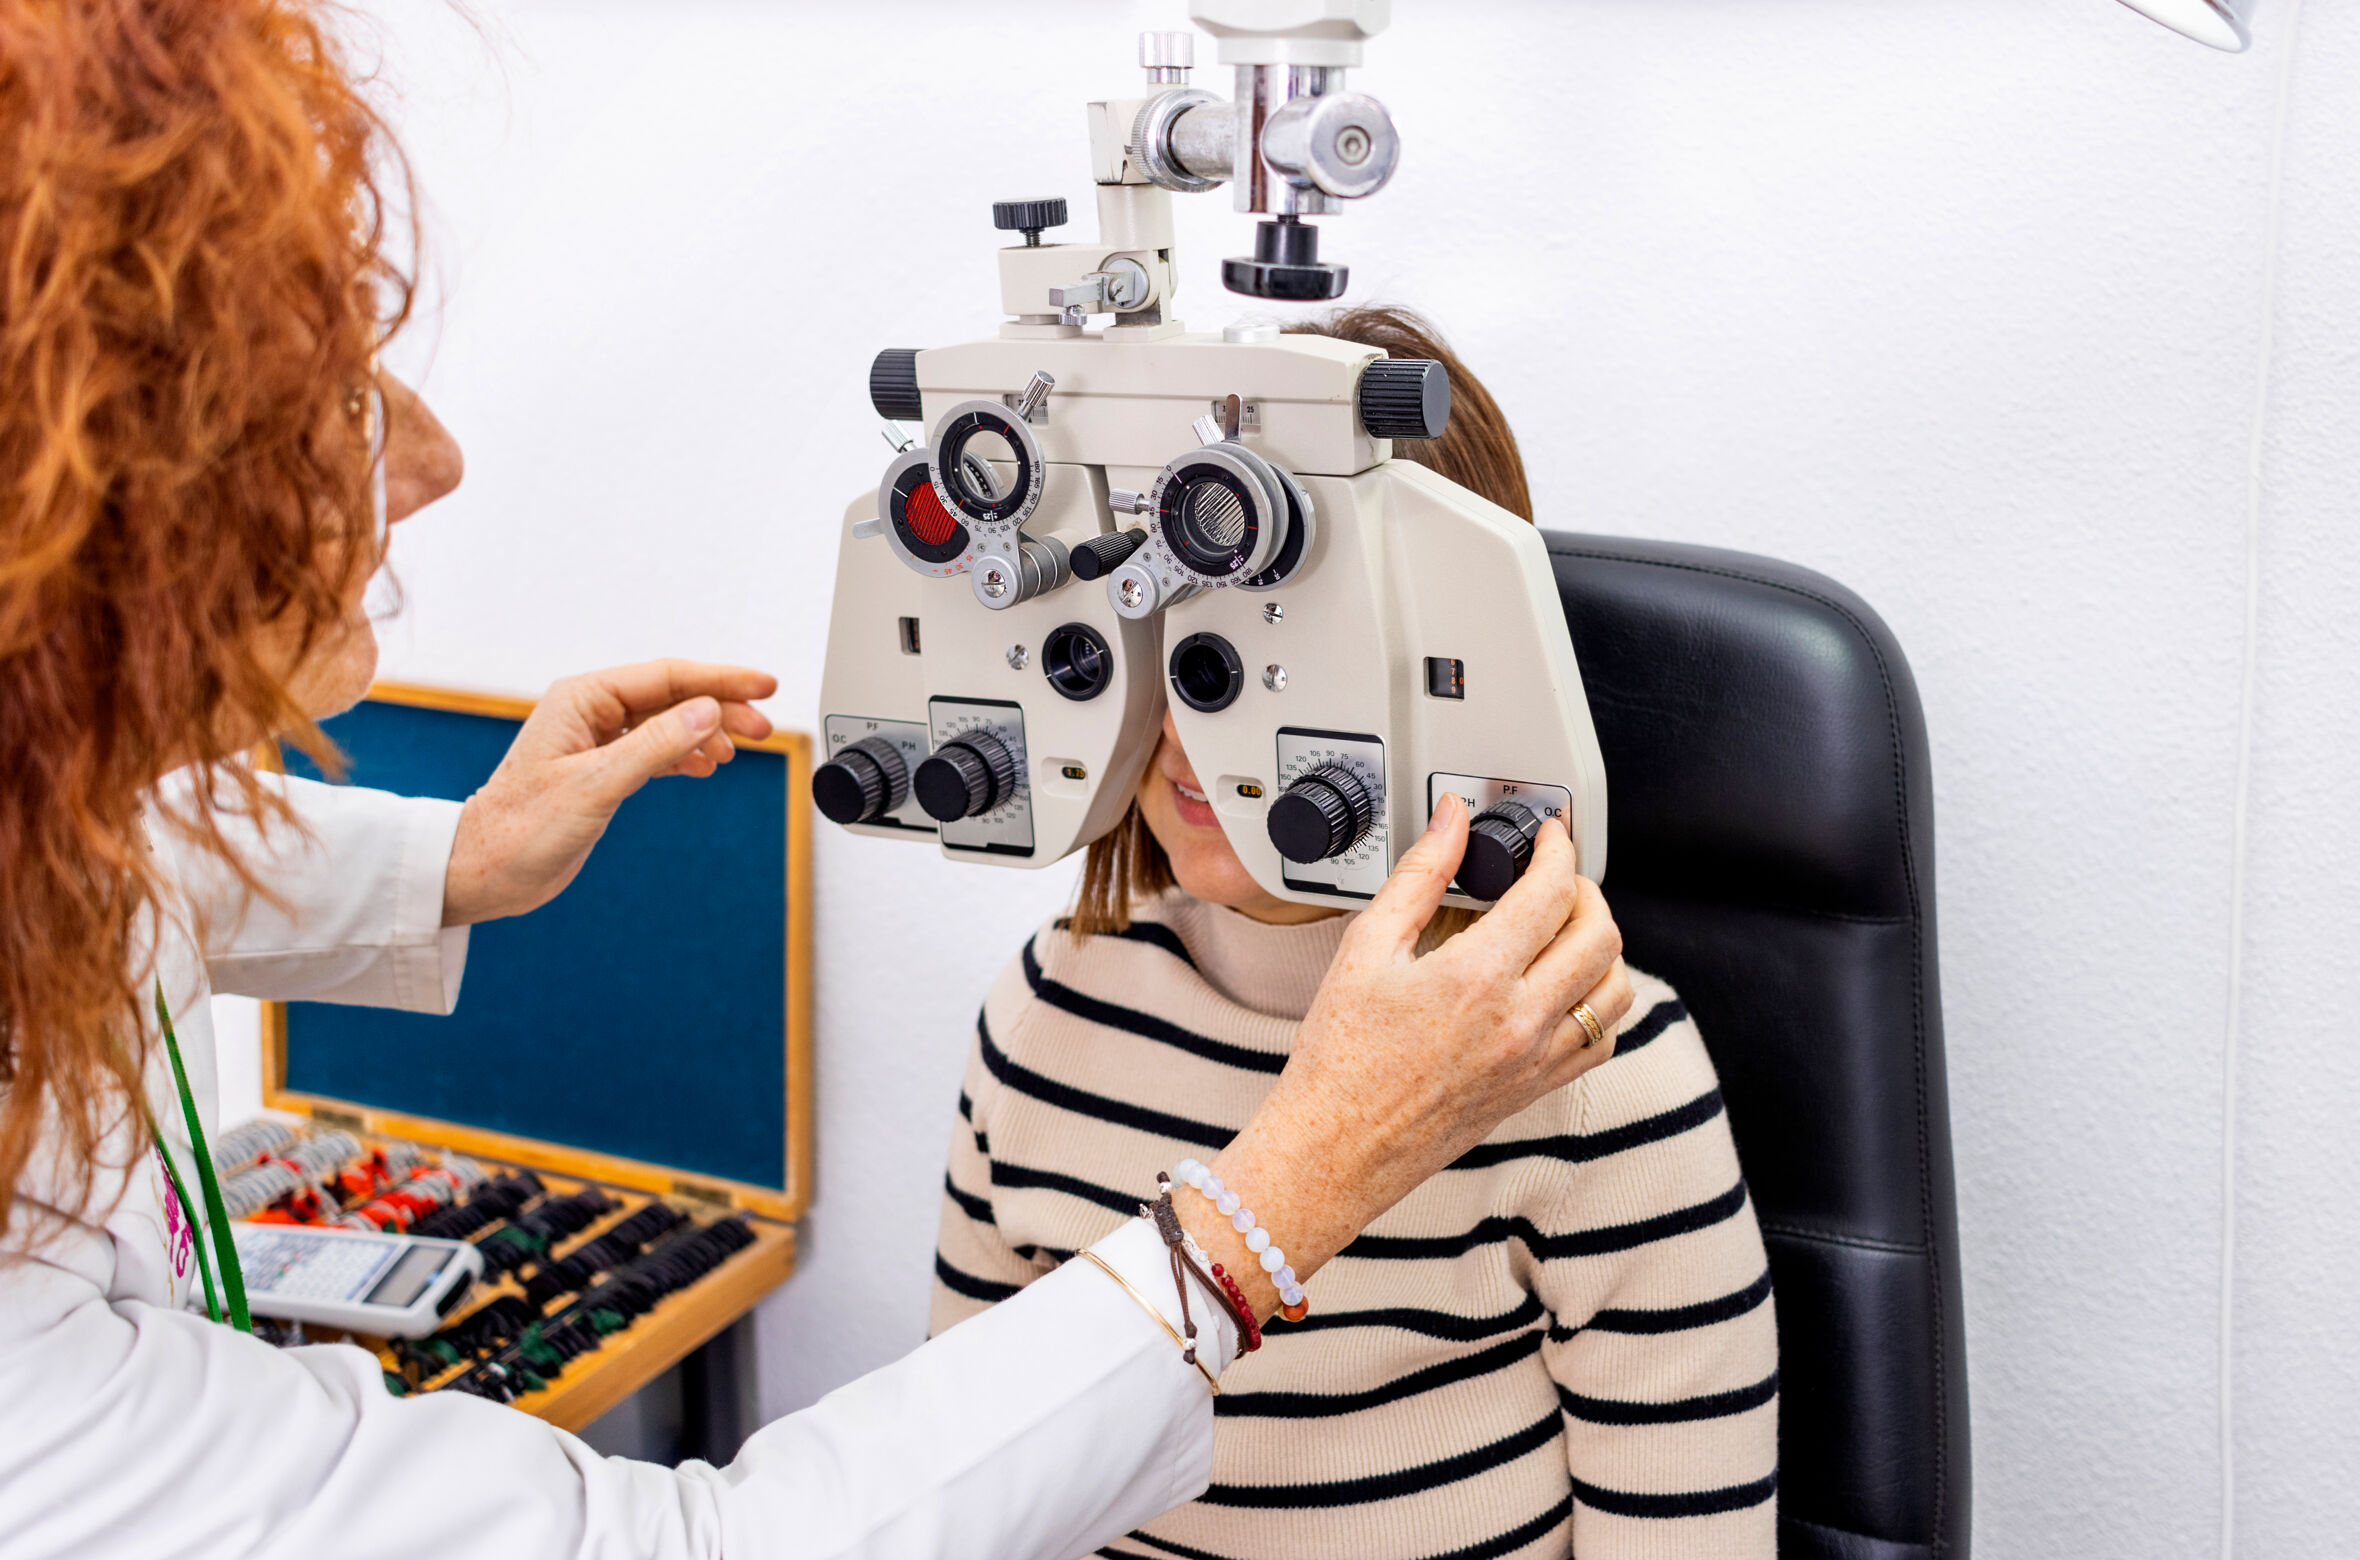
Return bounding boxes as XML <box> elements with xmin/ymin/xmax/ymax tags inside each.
<box><xmin>1548</xmin><ymin>532</ymin><xmax>1970</xmax><ymax>1560</ymax></box>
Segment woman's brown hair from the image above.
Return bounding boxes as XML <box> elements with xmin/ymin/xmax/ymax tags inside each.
<box><xmin>1070</xmin><ymin>304</ymin><xmax>1535</xmax><ymax>944</ymax></box>
<box><xmin>0</xmin><ymin>0</ymin><xmax>409</xmax><ymax>1236</ymax></box>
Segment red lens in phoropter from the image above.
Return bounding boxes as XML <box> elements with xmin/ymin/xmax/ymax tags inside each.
<box><xmin>904</xmin><ymin>478</ymin><xmax>959</xmax><ymax>547</ymax></box>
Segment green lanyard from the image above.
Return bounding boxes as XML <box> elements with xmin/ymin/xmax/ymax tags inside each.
<box><xmin>145</xmin><ymin>981</ymin><xmax>250</xmax><ymax>1333</ymax></box>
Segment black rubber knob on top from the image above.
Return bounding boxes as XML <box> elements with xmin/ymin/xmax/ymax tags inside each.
<box><xmin>1359</xmin><ymin>359</ymin><xmax>1452</xmax><ymax>441</ymax></box>
<box><xmin>1222</xmin><ymin>217</ymin><xmax>1348</xmax><ymax>302</ymax></box>
<box><xmin>1069</xmin><ymin>528</ymin><xmax>1148</xmax><ymax>582</ymax></box>
<box><xmin>869</xmin><ymin>350</ymin><xmax>923</xmax><ymax>423</ymax></box>
<box><xmin>812</xmin><ymin>737</ymin><xmax>909</xmax><ymax>826</ymax></box>
<box><xmin>1267</xmin><ymin>764</ymin><xmax>1376</xmax><ymax>865</ymax></box>
<box><xmin>1455</xmin><ymin>800</ymin><xmax>1542</xmax><ymax>902</ymax></box>
<box><xmin>992</xmin><ymin>198</ymin><xmax>1069</xmax><ymax>246</ymax></box>
<box><xmin>913</xmin><ymin>731</ymin><xmax>1018</xmax><ymax>822</ymax></box>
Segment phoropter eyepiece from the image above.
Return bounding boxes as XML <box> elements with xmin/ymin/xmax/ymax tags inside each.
<box><xmin>1041</xmin><ymin>623</ymin><xmax>1113</xmax><ymax>702</ymax></box>
<box><xmin>1168</xmin><ymin>632</ymin><xmax>1244</xmax><ymax>714</ymax></box>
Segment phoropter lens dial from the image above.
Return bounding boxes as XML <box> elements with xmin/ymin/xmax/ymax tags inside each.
<box><xmin>877</xmin><ymin>447</ymin><xmax>980</xmax><ymax>576</ymax></box>
<box><xmin>1239</xmin><ymin>464</ymin><xmax>1315</xmax><ymax>591</ymax></box>
<box><xmin>929</xmin><ymin>399</ymin><xmax>1045</xmax><ymax>534</ymax></box>
<box><xmin>914</xmin><ymin>730</ymin><xmax>1019</xmax><ymax>822</ymax></box>
<box><xmin>812</xmin><ymin>736</ymin><xmax>911</xmax><ymax>826</ymax></box>
<box><xmin>1267</xmin><ymin>763</ymin><xmax>1377</xmax><ymax>864</ymax></box>
<box><xmin>1146</xmin><ymin>444</ymin><xmax>1288</xmax><ymax>583</ymax></box>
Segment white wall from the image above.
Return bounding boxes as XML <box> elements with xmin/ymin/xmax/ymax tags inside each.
<box><xmin>209</xmin><ymin>2</ymin><xmax>2359</xmax><ymax>1552</ymax></box>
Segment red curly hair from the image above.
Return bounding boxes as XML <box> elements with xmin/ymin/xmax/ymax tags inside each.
<box><xmin>0</xmin><ymin>0</ymin><xmax>409</xmax><ymax>1236</ymax></box>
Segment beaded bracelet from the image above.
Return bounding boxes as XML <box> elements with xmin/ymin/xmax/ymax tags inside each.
<box><xmin>1157</xmin><ymin>1179</ymin><xmax>1259</xmax><ymax>1352</ymax></box>
<box><xmin>1172</xmin><ymin>1157</ymin><xmax>1310</xmax><ymax>1322</ymax></box>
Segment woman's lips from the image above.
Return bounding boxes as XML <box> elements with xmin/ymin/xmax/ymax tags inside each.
<box><xmin>1170</xmin><ymin>775</ymin><xmax>1218</xmax><ymax>829</ymax></box>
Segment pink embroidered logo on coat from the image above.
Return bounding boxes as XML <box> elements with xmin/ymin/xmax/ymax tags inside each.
<box><xmin>155</xmin><ymin>1146</ymin><xmax>193</xmax><ymax>1280</ymax></box>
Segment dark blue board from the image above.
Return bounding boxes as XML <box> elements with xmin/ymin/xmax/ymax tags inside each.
<box><xmin>281</xmin><ymin>699</ymin><xmax>791</xmax><ymax>1192</ymax></box>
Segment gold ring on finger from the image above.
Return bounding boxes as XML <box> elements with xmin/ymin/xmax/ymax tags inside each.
<box><xmin>1572</xmin><ymin>1001</ymin><xmax>1606</xmax><ymax>1050</ymax></box>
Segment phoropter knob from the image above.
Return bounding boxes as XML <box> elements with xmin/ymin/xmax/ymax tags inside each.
<box><xmin>1267</xmin><ymin>763</ymin><xmax>1376</xmax><ymax>864</ymax></box>
<box><xmin>1069</xmin><ymin>527</ymin><xmax>1149</xmax><ymax>582</ymax></box>
<box><xmin>914</xmin><ymin>731</ymin><xmax>1019</xmax><ymax>822</ymax></box>
<box><xmin>869</xmin><ymin>349</ymin><xmax>923</xmax><ymax>423</ymax></box>
<box><xmin>1456</xmin><ymin>800</ymin><xmax>1541</xmax><ymax>902</ymax></box>
<box><xmin>1222</xmin><ymin>217</ymin><xmax>1347</xmax><ymax>302</ymax></box>
<box><xmin>992</xmin><ymin>198</ymin><xmax>1069</xmax><ymax>247</ymax></box>
<box><xmin>813</xmin><ymin>737</ymin><xmax>911</xmax><ymax>826</ymax></box>
<box><xmin>1358</xmin><ymin>358</ymin><xmax>1451</xmax><ymax>441</ymax></box>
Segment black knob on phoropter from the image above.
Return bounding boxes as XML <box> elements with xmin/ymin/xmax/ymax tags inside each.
<box><xmin>1358</xmin><ymin>358</ymin><xmax>1451</xmax><ymax>441</ymax></box>
<box><xmin>992</xmin><ymin>198</ymin><xmax>1069</xmax><ymax>247</ymax></box>
<box><xmin>1069</xmin><ymin>527</ymin><xmax>1148</xmax><ymax>582</ymax></box>
<box><xmin>1222</xmin><ymin>217</ymin><xmax>1348</xmax><ymax>302</ymax></box>
<box><xmin>869</xmin><ymin>349</ymin><xmax>924</xmax><ymax>423</ymax></box>
<box><xmin>813</xmin><ymin>737</ymin><xmax>910</xmax><ymax>826</ymax></box>
<box><xmin>913</xmin><ymin>731</ymin><xmax>1019</xmax><ymax>822</ymax></box>
<box><xmin>1267</xmin><ymin>764</ymin><xmax>1377</xmax><ymax>865</ymax></box>
<box><xmin>1455</xmin><ymin>801</ymin><xmax>1542</xmax><ymax>902</ymax></box>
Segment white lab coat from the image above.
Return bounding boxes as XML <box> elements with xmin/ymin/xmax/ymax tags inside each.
<box><xmin>0</xmin><ymin>772</ymin><xmax>1230</xmax><ymax>1560</ymax></box>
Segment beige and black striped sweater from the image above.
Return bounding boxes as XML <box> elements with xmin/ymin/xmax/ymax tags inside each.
<box><xmin>932</xmin><ymin>893</ymin><xmax>1777</xmax><ymax>1560</ymax></box>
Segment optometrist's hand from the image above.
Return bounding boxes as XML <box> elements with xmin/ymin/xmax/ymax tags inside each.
<box><xmin>1175</xmin><ymin>792</ymin><xmax>1634</xmax><ymax>1315</ymax></box>
<box><xmin>441</xmin><ymin>659</ymin><xmax>777</xmax><ymax>926</ymax></box>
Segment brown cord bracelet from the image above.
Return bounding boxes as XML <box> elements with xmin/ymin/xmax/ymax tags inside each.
<box><xmin>1150</xmin><ymin>1175</ymin><xmax>1257</xmax><ymax>1351</ymax></box>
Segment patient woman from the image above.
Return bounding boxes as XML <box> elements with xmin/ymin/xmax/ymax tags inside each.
<box><xmin>933</xmin><ymin>309</ymin><xmax>1777</xmax><ymax>1560</ymax></box>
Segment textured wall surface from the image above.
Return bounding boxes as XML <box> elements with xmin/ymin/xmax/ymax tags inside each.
<box><xmin>206</xmin><ymin>2</ymin><xmax>2358</xmax><ymax>1552</ymax></box>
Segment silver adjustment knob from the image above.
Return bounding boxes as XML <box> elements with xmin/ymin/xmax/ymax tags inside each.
<box><xmin>1107</xmin><ymin>559</ymin><xmax>1198</xmax><ymax>619</ymax></box>
<box><xmin>1260</xmin><ymin>92</ymin><xmax>1400</xmax><ymax>201</ymax></box>
<box><xmin>1050</xmin><ymin>261</ymin><xmax>1151</xmax><ymax>324</ymax></box>
<box><xmin>1131</xmin><ymin>88</ymin><xmax>1228</xmax><ymax>195</ymax></box>
<box><xmin>1012</xmin><ymin>370</ymin><xmax>1055</xmax><ymax>421</ymax></box>
<box><xmin>1140</xmin><ymin>30</ymin><xmax>1193</xmax><ymax>83</ymax></box>
<box><xmin>971</xmin><ymin>536</ymin><xmax>1072</xmax><ymax>611</ymax></box>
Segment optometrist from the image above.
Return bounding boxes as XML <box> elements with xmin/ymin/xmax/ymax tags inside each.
<box><xmin>0</xmin><ymin>11</ymin><xmax>1634</xmax><ymax>1560</ymax></box>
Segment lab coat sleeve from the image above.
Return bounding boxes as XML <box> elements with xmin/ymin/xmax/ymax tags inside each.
<box><xmin>153</xmin><ymin>767</ymin><xmax>471</xmax><ymax>1013</ymax></box>
<box><xmin>0</xmin><ymin>1218</ymin><xmax>1228</xmax><ymax>1560</ymax></box>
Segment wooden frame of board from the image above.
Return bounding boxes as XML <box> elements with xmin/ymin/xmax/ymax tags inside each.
<box><xmin>261</xmin><ymin>680</ymin><xmax>815</xmax><ymax>1226</ymax></box>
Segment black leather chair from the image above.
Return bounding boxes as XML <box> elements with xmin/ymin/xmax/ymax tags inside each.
<box><xmin>1547</xmin><ymin>533</ymin><xmax>1970</xmax><ymax>1560</ymax></box>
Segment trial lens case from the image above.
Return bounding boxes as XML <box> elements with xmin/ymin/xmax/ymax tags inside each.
<box><xmin>259</xmin><ymin>682</ymin><xmax>815</xmax><ymax>1429</ymax></box>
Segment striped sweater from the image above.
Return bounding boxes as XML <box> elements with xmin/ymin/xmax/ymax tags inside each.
<box><xmin>932</xmin><ymin>893</ymin><xmax>1777</xmax><ymax>1560</ymax></box>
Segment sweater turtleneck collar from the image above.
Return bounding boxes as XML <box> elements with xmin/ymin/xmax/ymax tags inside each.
<box><xmin>1154</xmin><ymin>892</ymin><xmax>1353</xmax><ymax>1023</ymax></box>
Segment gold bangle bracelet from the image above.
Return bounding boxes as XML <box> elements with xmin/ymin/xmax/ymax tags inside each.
<box><xmin>1077</xmin><ymin>1249</ymin><xmax>1220</xmax><ymax>1396</ymax></box>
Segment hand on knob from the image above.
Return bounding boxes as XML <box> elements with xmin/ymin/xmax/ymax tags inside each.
<box><xmin>1456</xmin><ymin>800</ymin><xmax>1543</xmax><ymax>901</ymax></box>
<box><xmin>1175</xmin><ymin>792</ymin><xmax>1632</xmax><ymax>1317</ymax></box>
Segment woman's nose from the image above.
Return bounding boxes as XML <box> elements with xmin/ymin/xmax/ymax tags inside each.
<box><xmin>380</xmin><ymin>374</ymin><xmax>463</xmax><ymax>525</ymax></box>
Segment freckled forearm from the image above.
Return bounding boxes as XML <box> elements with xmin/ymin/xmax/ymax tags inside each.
<box><xmin>1178</xmin><ymin>1076</ymin><xmax>1407</xmax><ymax>1320</ymax></box>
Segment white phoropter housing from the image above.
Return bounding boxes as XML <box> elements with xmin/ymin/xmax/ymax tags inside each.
<box><xmin>817</xmin><ymin>3</ymin><xmax>1608</xmax><ymax>910</ymax></box>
